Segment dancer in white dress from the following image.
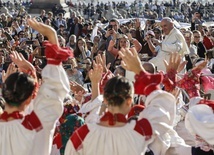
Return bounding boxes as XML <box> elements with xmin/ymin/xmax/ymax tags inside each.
<box><xmin>65</xmin><ymin>47</ymin><xmax>180</xmax><ymax>155</ymax></box>
<box><xmin>0</xmin><ymin>19</ymin><xmax>72</xmax><ymax>155</ymax></box>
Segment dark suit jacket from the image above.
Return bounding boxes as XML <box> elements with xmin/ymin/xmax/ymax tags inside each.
<box><xmin>69</xmin><ymin>23</ymin><xmax>83</xmax><ymax>38</ymax></box>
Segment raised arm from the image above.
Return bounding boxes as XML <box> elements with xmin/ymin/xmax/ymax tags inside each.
<box><xmin>89</xmin><ymin>60</ymin><xmax>103</xmax><ymax>101</ymax></box>
<box><xmin>27</xmin><ymin>18</ymin><xmax>73</xmax><ymax>155</ymax></box>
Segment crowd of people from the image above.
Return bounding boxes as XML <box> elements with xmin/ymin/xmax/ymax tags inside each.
<box><xmin>67</xmin><ymin>0</ymin><xmax>214</xmax><ymax>22</ymax></box>
<box><xmin>0</xmin><ymin>0</ymin><xmax>214</xmax><ymax>155</ymax></box>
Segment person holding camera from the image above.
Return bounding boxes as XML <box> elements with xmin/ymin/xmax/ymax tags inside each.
<box><xmin>191</xmin><ymin>13</ymin><xmax>214</xmax><ymax>51</ymax></box>
<box><xmin>100</xmin><ymin>18</ymin><xmax>122</xmax><ymax>66</ymax></box>
<box><xmin>134</xmin><ymin>19</ymin><xmax>159</xmax><ymax>60</ymax></box>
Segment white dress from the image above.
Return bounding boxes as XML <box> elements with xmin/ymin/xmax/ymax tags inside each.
<box><xmin>64</xmin><ymin>90</ymin><xmax>185</xmax><ymax>155</ymax></box>
<box><xmin>64</xmin><ymin>118</ymin><xmax>154</xmax><ymax>155</ymax></box>
<box><xmin>0</xmin><ymin>64</ymin><xmax>70</xmax><ymax>155</ymax></box>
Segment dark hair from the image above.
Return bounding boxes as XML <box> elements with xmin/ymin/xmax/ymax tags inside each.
<box><xmin>18</xmin><ymin>31</ymin><xmax>25</xmax><ymax>37</ymax></box>
<box><xmin>2</xmin><ymin>72</ymin><xmax>36</xmax><ymax>107</ymax></box>
<box><xmin>109</xmin><ymin>18</ymin><xmax>119</xmax><ymax>25</ymax></box>
<box><xmin>104</xmin><ymin>76</ymin><xmax>133</xmax><ymax>106</ymax></box>
<box><xmin>74</xmin><ymin>38</ymin><xmax>88</xmax><ymax>59</ymax></box>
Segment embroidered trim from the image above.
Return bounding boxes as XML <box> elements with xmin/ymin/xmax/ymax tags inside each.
<box><xmin>100</xmin><ymin>111</ymin><xmax>127</xmax><ymax>126</ymax></box>
<box><xmin>0</xmin><ymin>111</ymin><xmax>23</xmax><ymax>121</ymax></box>
<box><xmin>70</xmin><ymin>125</ymin><xmax>89</xmax><ymax>151</ymax></box>
<box><xmin>22</xmin><ymin>111</ymin><xmax>43</xmax><ymax>132</ymax></box>
<box><xmin>134</xmin><ymin>118</ymin><xmax>153</xmax><ymax>140</ymax></box>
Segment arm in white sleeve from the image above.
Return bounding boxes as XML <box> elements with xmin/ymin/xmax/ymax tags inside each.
<box><xmin>79</xmin><ymin>95</ymin><xmax>103</xmax><ymax>123</ymax></box>
<box><xmin>33</xmin><ymin>64</ymin><xmax>70</xmax><ymax>129</ymax></box>
<box><xmin>139</xmin><ymin>90</ymin><xmax>176</xmax><ymax>135</ymax></box>
<box><xmin>138</xmin><ymin>90</ymin><xmax>178</xmax><ymax>155</ymax></box>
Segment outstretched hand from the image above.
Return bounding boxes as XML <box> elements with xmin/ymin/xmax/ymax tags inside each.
<box><xmin>95</xmin><ymin>54</ymin><xmax>110</xmax><ymax>73</ymax></box>
<box><xmin>10</xmin><ymin>51</ymin><xmax>35</xmax><ymax>73</ymax></box>
<box><xmin>2</xmin><ymin>63</ymin><xmax>17</xmax><ymax>83</ymax></box>
<box><xmin>193</xmin><ymin>60</ymin><xmax>208</xmax><ymax>71</ymax></box>
<box><xmin>164</xmin><ymin>52</ymin><xmax>187</xmax><ymax>73</ymax></box>
<box><xmin>27</xmin><ymin>18</ymin><xmax>58</xmax><ymax>46</ymax></box>
<box><xmin>118</xmin><ymin>47</ymin><xmax>144</xmax><ymax>74</ymax></box>
<box><xmin>70</xmin><ymin>81</ymin><xmax>86</xmax><ymax>94</ymax></box>
<box><xmin>89</xmin><ymin>61</ymin><xmax>103</xmax><ymax>84</ymax></box>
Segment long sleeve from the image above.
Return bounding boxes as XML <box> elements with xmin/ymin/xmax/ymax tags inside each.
<box><xmin>161</xmin><ymin>28</ymin><xmax>189</xmax><ymax>55</ymax></box>
<box><xmin>191</xmin><ymin>21</ymin><xmax>196</xmax><ymax>31</ymax></box>
<box><xmin>107</xmin><ymin>39</ymin><xmax>118</xmax><ymax>57</ymax></box>
<box><xmin>139</xmin><ymin>90</ymin><xmax>176</xmax><ymax>136</ymax></box>
<box><xmin>78</xmin><ymin>95</ymin><xmax>103</xmax><ymax>123</ymax></box>
<box><xmin>34</xmin><ymin>64</ymin><xmax>69</xmax><ymax>128</ymax></box>
<box><xmin>30</xmin><ymin>64</ymin><xmax>70</xmax><ymax>155</ymax></box>
<box><xmin>135</xmin><ymin>28</ymin><xmax>144</xmax><ymax>45</ymax></box>
<box><xmin>139</xmin><ymin>90</ymin><xmax>184</xmax><ymax>155</ymax></box>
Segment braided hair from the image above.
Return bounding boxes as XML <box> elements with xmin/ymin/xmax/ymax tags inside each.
<box><xmin>2</xmin><ymin>72</ymin><xmax>36</xmax><ymax>107</ymax></box>
<box><xmin>104</xmin><ymin>76</ymin><xmax>133</xmax><ymax>106</ymax></box>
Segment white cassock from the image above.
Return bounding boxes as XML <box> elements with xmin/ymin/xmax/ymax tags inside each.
<box><xmin>0</xmin><ymin>65</ymin><xmax>69</xmax><ymax>155</ymax></box>
<box><xmin>149</xmin><ymin>27</ymin><xmax>189</xmax><ymax>72</ymax></box>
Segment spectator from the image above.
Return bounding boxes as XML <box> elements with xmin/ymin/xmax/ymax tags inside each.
<box><xmin>57</xmin><ymin>24</ymin><xmax>66</xmax><ymax>36</ymax></box>
<box><xmin>39</xmin><ymin>10</ymin><xmax>47</xmax><ymax>23</ymax></box>
<box><xmin>192</xmin><ymin>30</ymin><xmax>207</xmax><ymax>58</ymax></box>
<box><xmin>101</xmin><ymin>18</ymin><xmax>122</xmax><ymax>66</ymax></box>
<box><xmin>183</xmin><ymin>30</ymin><xmax>198</xmax><ymax>71</ymax></box>
<box><xmin>46</xmin><ymin>11</ymin><xmax>58</xmax><ymax>30</ymax></box>
<box><xmin>66</xmin><ymin>34</ymin><xmax>76</xmax><ymax>50</ymax></box>
<box><xmin>74</xmin><ymin>38</ymin><xmax>91</xmax><ymax>64</ymax></box>
<box><xmin>56</xmin><ymin>13</ymin><xmax>67</xmax><ymax>29</ymax></box>
<box><xmin>69</xmin><ymin>17</ymin><xmax>83</xmax><ymax>39</ymax></box>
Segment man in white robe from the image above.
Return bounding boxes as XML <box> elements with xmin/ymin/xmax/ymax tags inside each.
<box><xmin>149</xmin><ymin>17</ymin><xmax>189</xmax><ymax>72</ymax></box>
